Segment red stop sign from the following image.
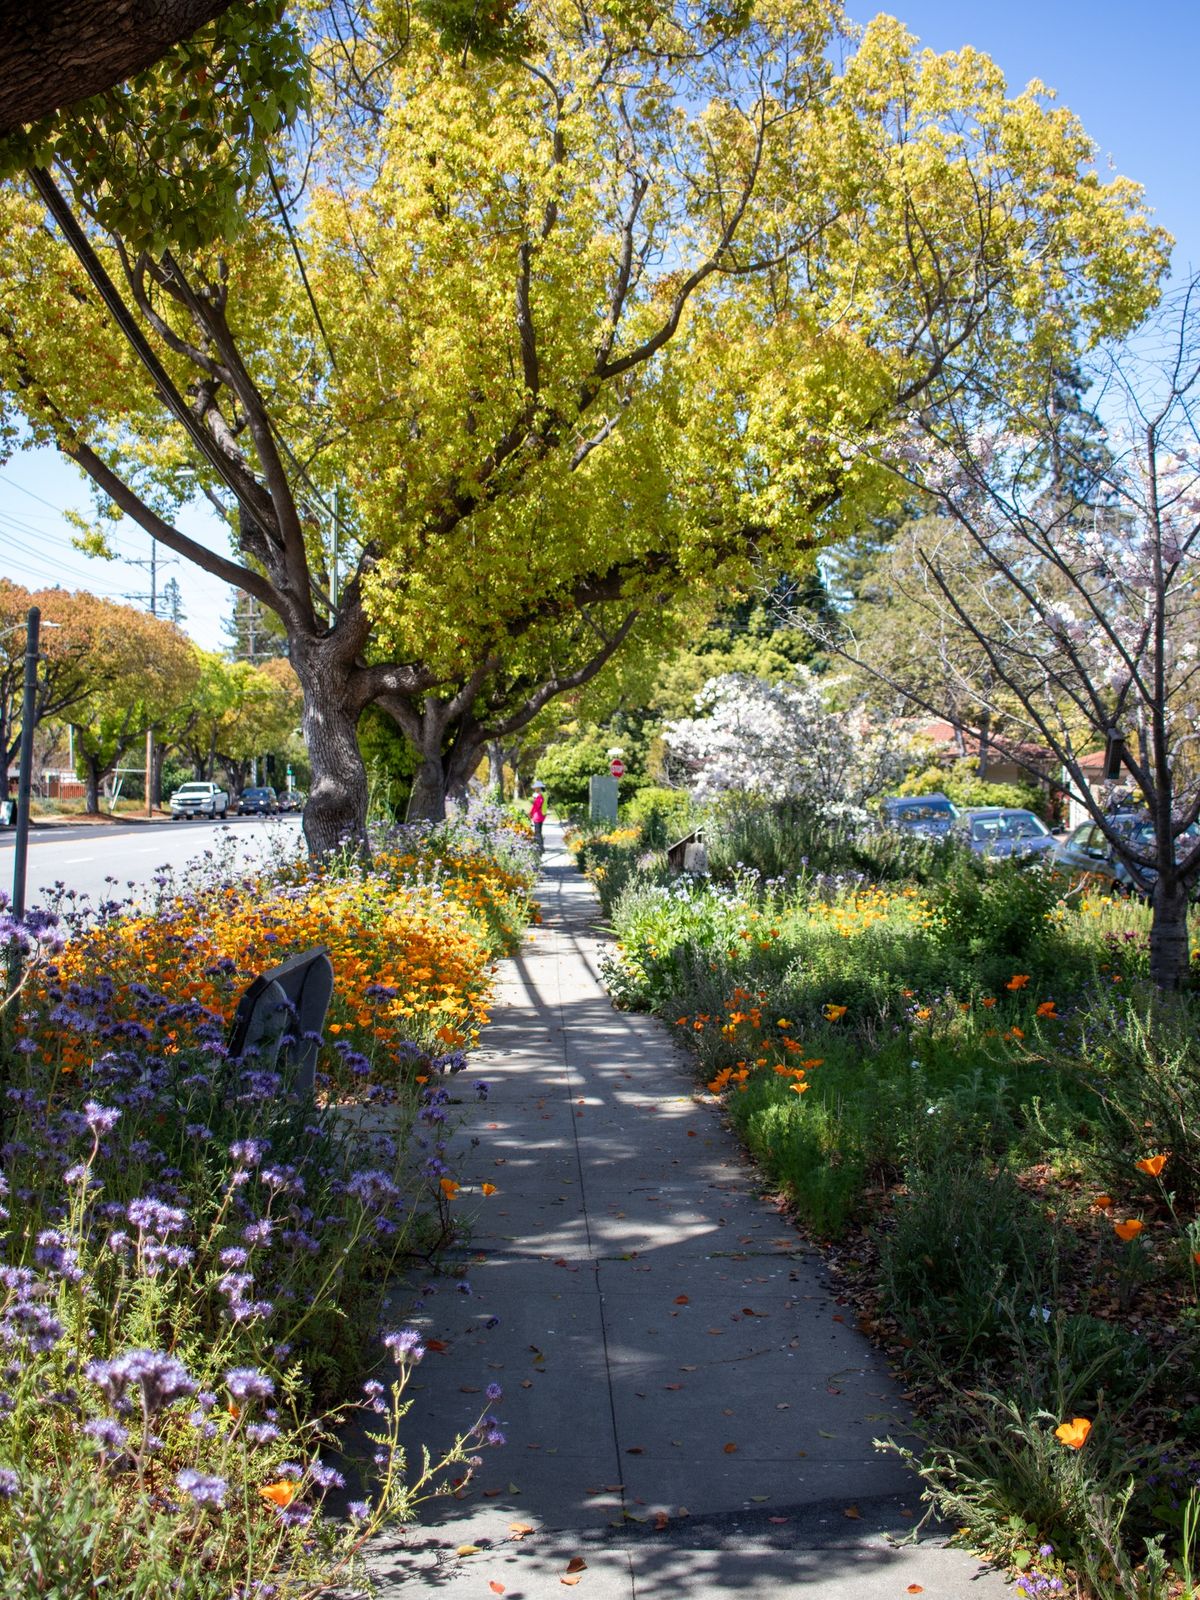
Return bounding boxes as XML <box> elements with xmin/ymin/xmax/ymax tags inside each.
<box><xmin>610</xmin><ymin>758</ymin><xmax>625</xmax><ymax>778</ymax></box>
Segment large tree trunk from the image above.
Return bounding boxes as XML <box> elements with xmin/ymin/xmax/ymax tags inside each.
<box><xmin>81</xmin><ymin>750</ymin><xmax>102</xmax><ymax>815</ymax></box>
<box><xmin>1149</xmin><ymin>877</ymin><xmax>1190</xmax><ymax>991</ymax></box>
<box><xmin>151</xmin><ymin>738</ymin><xmax>167</xmax><ymax>807</ymax></box>
<box><xmin>393</xmin><ymin>697</ymin><xmax>459</xmax><ymax>824</ymax></box>
<box><xmin>487</xmin><ymin>740</ymin><xmax>505</xmax><ymax>802</ymax></box>
<box><xmin>222</xmin><ymin>756</ymin><xmax>250</xmax><ymax>798</ymax></box>
<box><xmin>445</xmin><ymin>735</ymin><xmax>483</xmax><ymax>809</ymax></box>
<box><xmin>0</xmin><ymin>1</ymin><xmax>235</xmax><ymax>134</ymax></box>
<box><xmin>291</xmin><ymin>641</ymin><xmax>370</xmax><ymax>857</ymax></box>
<box><xmin>406</xmin><ymin>756</ymin><xmax>447</xmax><ymax>823</ymax></box>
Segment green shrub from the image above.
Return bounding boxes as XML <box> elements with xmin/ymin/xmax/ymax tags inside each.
<box><xmin>877</xmin><ymin>1163</ymin><xmax>1055</xmax><ymax>1367</ymax></box>
<box><xmin>622</xmin><ymin>785</ymin><xmax>698</xmax><ymax>848</ymax></box>
<box><xmin>704</xmin><ymin>798</ymin><xmax>958</xmax><ymax>886</ymax></box>
<box><xmin>1055</xmin><ymin>993</ymin><xmax>1200</xmax><ymax>1210</ymax></box>
<box><xmin>928</xmin><ymin>856</ymin><xmax>1063</xmax><ymax>964</ymax></box>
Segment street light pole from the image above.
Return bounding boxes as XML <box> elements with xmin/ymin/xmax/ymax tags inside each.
<box><xmin>12</xmin><ymin>606</ymin><xmax>40</xmax><ymax>919</ymax></box>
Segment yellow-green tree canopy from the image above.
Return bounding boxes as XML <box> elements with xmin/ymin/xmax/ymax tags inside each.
<box><xmin>0</xmin><ymin>0</ymin><xmax>1170</xmax><ymax>842</ymax></box>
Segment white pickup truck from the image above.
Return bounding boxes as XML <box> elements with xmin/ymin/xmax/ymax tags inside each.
<box><xmin>170</xmin><ymin>781</ymin><xmax>230</xmax><ymax>820</ymax></box>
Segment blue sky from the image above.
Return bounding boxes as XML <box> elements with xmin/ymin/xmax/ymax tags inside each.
<box><xmin>2</xmin><ymin>0</ymin><xmax>1195</xmax><ymax>650</ymax></box>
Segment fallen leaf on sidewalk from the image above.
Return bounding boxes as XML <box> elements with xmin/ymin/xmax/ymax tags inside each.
<box><xmin>560</xmin><ymin>1581</ymin><xmax>581</xmax><ymax>1589</ymax></box>
<box><xmin>768</xmin><ymin>1517</ymin><xmax>789</xmax><ymax>1525</ymax></box>
<box><xmin>489</xmin><ymin>1584</ymin><xmax>506</xmax><ymax>1595</ymax></box>
<box><xmin>722</xmin><ymin>1442</ymin><xmax>738</xmax><ymax>1454</ymax></box>
<box><xmin>426</xmin><ymin>1340</ymin><xmax>450</xmax><ymax>1353</ymax></box>
<box><xmin>625</xmin><ymin>1446</ymin><xmax>644</xmax><ymax>1454</ymax></box>
<box><xmin>842</xmin><ymin>1505</ymin><xmax>861</xmax><ymax>1520</ymax></box>
<box><xmin>674</xmin><ymin>1295</ymin><xmax>689</xmax><ymax>1305</ymax></box>
<box><xmin>653</xmin><ymin>1511</ymin><xmax>669</xmax><ymax>1529</ymax></box>
<box><xmin>664</xmin><ymin>1383</ymin><xmax>683</xmax><ymax>1391</ymax></box>
<box><xmin>907</xmin><ymin>1587</ymin><xmax>924</xmax><ymax>1595</ymax></box>
<box><xmin>508</xmin><ymin>1522</ymin><xmax>534</xmax><ymax>1540</ymax></box>
<box><xmin>456</xmin><ymin>1544</ymin><xmax>481</xmax><ymax>1556</ymax></box>
<box><xmin>566</xmin><ymin>1558</ymin><xmax>587</xmax><ymax>1573</ymax></box>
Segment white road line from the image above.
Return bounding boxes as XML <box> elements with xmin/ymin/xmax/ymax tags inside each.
<box><xmin>63</xmin><ymin>856</ymin><xmax>96</xmax><ymax>864</ymax></box>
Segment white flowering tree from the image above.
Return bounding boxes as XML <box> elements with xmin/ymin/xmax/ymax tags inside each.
<box><xmin>830</xmin><ymin>285</ymin><xmax>1200</xmax><ymax>988</ymax></box>
<box><xmin>662</xmin><ymin>666</ymin><xmax>913</xmax><ymax>822</ymax></box>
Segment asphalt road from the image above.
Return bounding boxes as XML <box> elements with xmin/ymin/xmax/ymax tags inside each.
<box><xmin>0</xmin><ymin>813</ymin><xmax>303</xmax><ymax>914</ymax></box>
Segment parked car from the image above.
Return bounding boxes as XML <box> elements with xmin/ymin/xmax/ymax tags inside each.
<box><xmin>170</xmin><ymin>781</ymin><xmax>229</xmax><ymax>820</ymax></box>
<box><xmin>277</xmin><ymin>789</ymin><xmax>305</xmax><ymax>814</ymax></box>
<box><xmin>880</xmin><ymin>793</ymin><xmax>958</xmax><ymax>837</ymax></box>
<box><xmin>237</xmin><ymin>786</ymin><xmax>279</xmax><ymax>815</ymax></box>
<box><xmin>1052</xmin><ymin>813</ymin><xmax>1200</xmax><ymax>896</ymax></box>
<box><xmin>953</xmin><ymin>806</ymin><xmax>1055</xmax><ymax>860</ymax></box>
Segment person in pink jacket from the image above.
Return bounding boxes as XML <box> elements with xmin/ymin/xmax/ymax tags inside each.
<box><xmin>529</xmin><ymin>784</ymin><xmax>546</xmax><ymax>853</ymax></box>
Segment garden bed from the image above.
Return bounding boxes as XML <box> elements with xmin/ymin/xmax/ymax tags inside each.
<box><xmin>572</xmin><ymin>806</ymin><xmax>1200</xmax><ymax>1600</ymax></box>
<box><xmin>0</xmin><ymin>809</ymin><xmax>537</xmax><ymax>1598</ymax></box>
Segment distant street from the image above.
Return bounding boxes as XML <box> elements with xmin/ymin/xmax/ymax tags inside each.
<box><xmin>0</xmin><ymin>814</ymin><xmax>303</xmax><ymax>914</ymax></box>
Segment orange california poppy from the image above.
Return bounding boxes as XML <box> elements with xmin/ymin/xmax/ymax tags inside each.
<box><xmin>1036</xmin><ymin>1001</ymin><xmax>1057</xmax><ymax>1018</ymax></box>
<box><xmin>1054</xmin><ymin>1417</ymin><xmax>1092</xmax><ymax>1449</ymax></box>
<box><xmin>261</xmin><ymin>1480</ymin><xmax>300</xmax><ymax>1508</ymax></box>
<box><xmin>481</xmin><ymin>1183</ymin><xmax>498</xmax><ymax>1197</ymax></box>
<box><xmin>1094</xmin><ymin>1194</ymin><xmax>1113</xmax><ymax>1209</ymax></box>
<box><xmin>1113</xmin><ymin>1219</ymin><xmax>1144</xmax><ymax>1242</ymax></box>
<box><xmin>439</xmin><ymin>1178</ymin><xmax>460</xmax><ymax>1199</ymax></box>
<box><xmin>1006</xmin><ymin>974</ymin><xmax>1031</xmax><ymax>991</ymax></box>
<box><xmin>1135</xmin><ymin>1154</ymin><xmax>1168</xmax><ymax>1177</ymax></box>
<box><xmin>823</xmin><ymin>1004</ymin><xmax>848</xmax><ymax>1022</ymax></box>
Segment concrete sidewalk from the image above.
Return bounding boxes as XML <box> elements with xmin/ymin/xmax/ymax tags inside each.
<box><xmin>364</xmin><ymin>824</ymin><xmax>1007</xmax><ymax>1597</ymax></box>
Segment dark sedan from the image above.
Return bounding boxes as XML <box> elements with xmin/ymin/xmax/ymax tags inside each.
<box><xmin>954</xmin><ymin>807</ymin><xmax>1056</xmax><ymax>860</ymax></box>
<box><xmin>880</xmin><ymin>793</ymin><xmax>958</xmax><ymax>837</ymax></box>
<box><xmin>1052</xmin><ymin>814</ymin><xmax>1200</xmax><ymax>896</ymax></box>
<box><xmin>237</xmin><ymin>786</ymin><xmax>279</xmax><ymax>815</ymax></box>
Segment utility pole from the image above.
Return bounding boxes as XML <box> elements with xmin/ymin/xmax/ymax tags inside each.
<box><xmin>123</xmin><ymin>532</ymin><xmax>177</xmax><ymax>616</ymax></box>
<box><xmin>12</xmin><ymin>607</ymin><xmax>40</xmax><ymax>920</ymax></box>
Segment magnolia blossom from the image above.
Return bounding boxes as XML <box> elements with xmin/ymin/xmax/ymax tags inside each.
<box><xmin>664</xmin><ymin>667</ymin><xmax>913</xmax><ymax>820</ymax></box>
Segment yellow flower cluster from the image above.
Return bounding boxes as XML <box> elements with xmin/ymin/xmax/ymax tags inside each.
<box><xmin>43</xmin><ymin>844</ymin><xmax>536</xmax><ymax>1084</ymax></box>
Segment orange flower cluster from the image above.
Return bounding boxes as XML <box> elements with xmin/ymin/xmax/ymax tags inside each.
<box><xmin>698</xmin><ymin>988</ymin><xmax>822</xmax><ymax>1098</ymax></box>
<box><xmin>42</xmin><ymin>843</ymin><xmax>536</xmax><ymax>1086</ymax></box>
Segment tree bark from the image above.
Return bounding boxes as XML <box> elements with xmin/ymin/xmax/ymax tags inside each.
<box><xmin>151</xmin><ymin>738</ymin><xmax>167</xmax><ymax>807</ymax></box>
<box><xmin>446</xmin><ymin>735</ymin><xmax>482</xmax><ymax>808</ymax></box>
<box><xmin>406</xmin><ymin>756</ymin><xmax>447</xmax><ymax>823</ymax></box>
<box><xmin>487</xmin><ymin>740</ymin><xmax>505</xmax><ymax>802</ymax></box>
<box><xmin>1149</xmin><ymin>877</ymin><xmax>1190</xmax><ymax>991</ymax></box>
<box><xmin>290</xmin><ymin>639</ymin><xmax>370</xmax><ymax>856</ymax></box>
<box><xmin>81</xmin><ymin>749</ymin><xmax>101</xmax><ymax>815</ymax></box>
<box><xmin>0</xmin><ymin>1</ymin><xmax>235</xmax><ymax>134</ymax></box>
